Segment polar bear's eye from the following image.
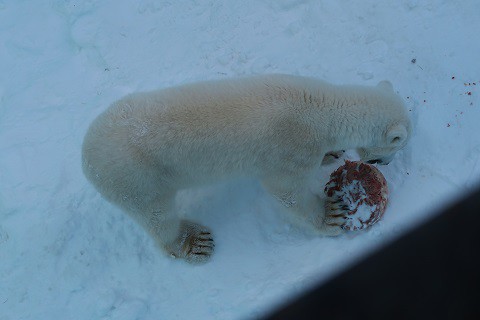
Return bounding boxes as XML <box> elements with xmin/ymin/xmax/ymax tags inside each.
<box><xmin>391</xmin><ymin>136</ymin><xmax>401</xmax><ymax>144</ymax></box>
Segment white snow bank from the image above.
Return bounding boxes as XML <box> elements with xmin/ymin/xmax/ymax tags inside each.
<box><xmin>1</xmin><ymin>1</ymin><xmax>479</xmax><ymax>319</ymax></box>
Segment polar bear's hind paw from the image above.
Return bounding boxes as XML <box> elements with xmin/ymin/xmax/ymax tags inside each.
<box><xmin>178</xmin><ymin>221</ymin><xmax>215</xmax><ymax>264</ymax></box>
<box><xmin>185</xmin><ymin>230</ymin><xmax>214</xmax><ymax>262</ymax></box>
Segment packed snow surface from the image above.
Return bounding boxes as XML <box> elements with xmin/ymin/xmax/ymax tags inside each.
<box><xmin>1</xmin><ymin>1</ymin><xmax>479</xmax><ymax>319</ymax></box>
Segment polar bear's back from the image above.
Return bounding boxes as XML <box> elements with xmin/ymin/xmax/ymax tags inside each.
<box><xmin>82</xmin><ymin>75</ymin><xmax>311</xmax><ymax>195</ymax></box>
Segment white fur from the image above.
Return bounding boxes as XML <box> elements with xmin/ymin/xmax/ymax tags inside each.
<box><xmin>82</xmin><ymin>74</ymin><xmax>411</xmax><ymax>263</ymax></box>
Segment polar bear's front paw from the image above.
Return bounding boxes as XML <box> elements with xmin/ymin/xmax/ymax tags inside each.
<box><xmin>318</xmin><ymin>223</ymin><xmax>345</xmax><ymax>236</ymax></box>
<box><xmin>314</xmin><ymin>196</ymin><xmax>348</xmax><ymax>236</ymax></box>
<box><xmin>317</xmin><ymin>214</ymin><xmax>346</xmax><ymax>236</ymax></box>
<box><xmin>323</xmin><ymin>197</ymin><xmax>349</xmax><ymax>235</ymax></box>
<box><xmin>172</xmin><ymin>220</ymin><xmax>214</xmax><ymax>264</ymax></box>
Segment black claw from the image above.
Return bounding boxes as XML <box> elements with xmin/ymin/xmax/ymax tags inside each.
<box><xmin>195</xmin><ymin>252</ymin><xmax>211</xmax><ymax>256</ymax></box>
<box><xmin>197</xmin><ymin>244</ymin><xmax>213</xmax><ymax>249</ymax></box>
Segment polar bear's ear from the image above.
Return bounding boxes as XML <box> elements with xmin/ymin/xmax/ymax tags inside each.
<box><xmin>387</xmin><ymin>124</ymin><xmax>408</xmax><ymax>146</ymax></box>
<box><xmin>377</xmin><ymin>80</ymin><xmax>394</xmax><ymax>92</ymax></box>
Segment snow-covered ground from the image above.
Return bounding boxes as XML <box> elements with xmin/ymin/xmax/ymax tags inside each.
<box><xmin>1</xmin><ymin>1</ymin><xmax>479</xmax><ymax>319</ymax></box>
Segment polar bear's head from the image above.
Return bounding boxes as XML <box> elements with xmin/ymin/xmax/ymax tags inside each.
<box><xmin>357</xmin><ymin>81</ymin><xmax>412</xmax><ymax>165</ymax></box>
<box><xmin>357</xmin><ymin>122</ymin><xmax>410</xmax><ymax>165</ymax></box>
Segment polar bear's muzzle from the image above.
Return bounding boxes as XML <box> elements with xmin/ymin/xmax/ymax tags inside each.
<box><xmin>367</xmin><ymin>158</ymin><xmax>390</xmax><ymax>165</ymax></box>
<box><xmin>358</xmin><ymin>148</ymin><xmax>395</xmax><ymax>166</ymax></box>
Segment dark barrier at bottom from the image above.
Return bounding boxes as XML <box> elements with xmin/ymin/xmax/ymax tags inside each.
<box><xmin>264</xmin><ymin>185</ymin><xmax>480</xmax><ymax>320</ymax></box>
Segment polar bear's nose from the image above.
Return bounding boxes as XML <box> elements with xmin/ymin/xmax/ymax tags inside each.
<box><xmin>367</xmin><ymin>159</ymin><xmax>389</xmax><ymax>165</ymax></box>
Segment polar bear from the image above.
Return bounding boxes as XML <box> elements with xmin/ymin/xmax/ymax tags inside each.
<box><xmin>82</xmin><ymin>74</ymin><xmax>411</xmax><ymax>263</ymax></box>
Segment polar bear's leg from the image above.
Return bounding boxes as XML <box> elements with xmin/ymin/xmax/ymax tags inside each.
<box><xmin>135</xmin><ymin>192</ymin><xmax>214</xmax><ymax>264</ymax></box>
<box><xmin>262</xmin><ymin>175</ymin><xmax>345</xmax><ymax>236</ymax></box>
